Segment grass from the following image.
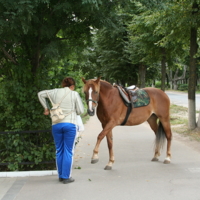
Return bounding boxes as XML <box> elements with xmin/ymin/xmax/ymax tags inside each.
<box><xmin>170</xmin><ymin>104</ymin><xmax>200</xmax><ymax>142</ymax></box>
<box><xmin>170</xmin><ymin>104</ymin><xmax>188</xmax><ymax>125</ymax></box>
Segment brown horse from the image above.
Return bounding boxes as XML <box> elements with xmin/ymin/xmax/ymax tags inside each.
<box><xmin>82</xmin><ymin>77</ymin><xmax>172</xmax><ymax>170</ymax></box>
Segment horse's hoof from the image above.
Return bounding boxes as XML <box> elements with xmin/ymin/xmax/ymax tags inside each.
<box><xmin>91</xmin><ymin>159</ymin><xmax>99</xmax><ymax>164</ymax></box>
<box><xmin>151</xmin><ymin>157</ymin><xmax>159</xmax><ymax>162</ymax></box>
<box><xmin>104</xmin><ymin>166</ymin><xmax>112</xmax><ymax>170</ymax></box>
<box><xmin>163</xmin><ymin>159</ymin><xmax>170</xmax><ymax>164</ymax></box>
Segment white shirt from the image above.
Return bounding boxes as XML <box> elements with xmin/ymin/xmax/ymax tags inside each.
<box><xmin>38</xmin><ymin>87</ymin><xmax>84</xmax><ymax>125</ymax></box>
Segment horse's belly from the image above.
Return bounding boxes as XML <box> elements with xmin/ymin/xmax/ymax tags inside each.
<box><xmin>126</xmin><ymin>108</ymin><xmax>152</xmax><ymax>126</ymax></box>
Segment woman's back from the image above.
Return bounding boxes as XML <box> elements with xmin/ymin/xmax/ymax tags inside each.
<box><xmin>38</xmin><ymin>87</ymin><xmax>84</xmax><ymax>125</ymax></box>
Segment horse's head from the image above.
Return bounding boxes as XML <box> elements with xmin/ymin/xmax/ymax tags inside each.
<box><xmin>82</xmin><ymin>77</ymin><xmax>101</xmax><ymax>116</ymax></box>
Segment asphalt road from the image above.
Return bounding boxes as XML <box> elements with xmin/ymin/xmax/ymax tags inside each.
<box><xmin>1</xmin><ymin>114</ymin><xmax>200</xmax><ymax>200</ymax></box>
<box><xmin>166</xmin><ymin>91</ymin><xmax>200</xmax><ymax>110</ymax></box>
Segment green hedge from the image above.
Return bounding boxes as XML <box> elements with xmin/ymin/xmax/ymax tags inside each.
<box><xmin>0</xmin><ymin>62</ymin><xmax>89</xmax><ymax>171</ymax></box>
<box><xmin>178</xmin><ymin>84</ymin><xmax>188</xmax><ymax>91</ymax></box>
<box><xmin>155</xmin><ymin>81</ymin><xmax>170</xmax><ymax>89</ymax></box>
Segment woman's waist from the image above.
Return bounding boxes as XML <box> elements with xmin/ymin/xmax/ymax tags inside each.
<box><xmin>52</xmin><ymin>116</ymin><xmax>77</xmax><ymax>125</ymax></box>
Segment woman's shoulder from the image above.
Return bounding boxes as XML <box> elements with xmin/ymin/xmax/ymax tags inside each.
<box><xmin>38</xmin><ymin>88</ymin><xmax>55</xmax><ymax>94</ymax></box>
<box><xmin>72</xmin><ymin>90</ymin><xmax>80</xmax><ymax>95</ymax></box>
<box><xmin>57</xmin><ymin>87</ymin><xmax>71</xmax><ymax>92</ymax></box>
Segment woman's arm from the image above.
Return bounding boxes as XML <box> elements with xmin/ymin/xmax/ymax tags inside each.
<box><xmin>38</xmin><ymin>90</ymin><xmax>49</xmax><ymax>109</ymax></box>
<box><xmin>38</xmin><ymin>90</ymin><xmax>54</xmax><ymax>115</ymax></box>
<box><xmin>75</xmin><ymin>92</ymin><xmax>84</xmax><ymax>115</ymax></box>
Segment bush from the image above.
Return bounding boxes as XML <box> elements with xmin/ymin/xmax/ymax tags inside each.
<box><xmin>197</xmin><ymin>84</ymin><xmax>200</xmax><ymax>91</ymax></box>
<box><xmin>178</xmin><ymin>84</ymin><xmax>188</xmax><ymax>91</ymax></box>
<box><xmin>0</xmin><ymin>70</ymin><xmax>88</xmax><ymax>171</ymax></box>
<box><xmin>155</xmin><ymin>81</ymin><xmax>170</xmax><ymax>89</ymax></box>
<box><xmin>155</xmin><ymin>81</ymin><xmax>161</xmax><ymax>88</ymax></box>
<box><xmin>0</xmin><ymin>131</ymin><xmax>56</xmax><ymax>171</ymax></box>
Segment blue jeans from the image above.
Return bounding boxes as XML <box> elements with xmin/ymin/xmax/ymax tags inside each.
<box><xmin>52</xmin><ymin>123</ymin><xmax>77</xmax><ymax>179</ymax></box>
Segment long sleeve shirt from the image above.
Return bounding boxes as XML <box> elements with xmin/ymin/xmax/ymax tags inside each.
<box><xmin>38</xmin><ymin>87</ymin><xmax>84</xmax><ymax>125</ymax></box>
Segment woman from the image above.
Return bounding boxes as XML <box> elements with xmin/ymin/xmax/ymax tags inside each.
<box><xmin>38</xmin><ymin>77</ymin><xmax>84</xmax><ymax>184</ymax></box>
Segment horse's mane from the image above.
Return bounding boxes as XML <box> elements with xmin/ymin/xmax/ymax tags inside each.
<box><xmin>100</xmin><ymin>80</ymin><xmax>113</xmax><ymax>89</ymax></box>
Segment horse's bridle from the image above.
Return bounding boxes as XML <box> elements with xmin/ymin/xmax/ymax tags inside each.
<box><xmin>87</xmin><ymin>99</ymin><xmax>98</xmax><ymax>106</ymax></box>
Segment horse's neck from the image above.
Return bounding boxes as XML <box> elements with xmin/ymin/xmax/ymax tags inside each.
<box><xmin>100</xmin><ymin>81</ymin><xmax>113</xmax><ymax>93</ymax></box>
<box><xmin>99</xmin><ymin>81</ymin><xmax>115</xmax><ymax>102</ymax></box>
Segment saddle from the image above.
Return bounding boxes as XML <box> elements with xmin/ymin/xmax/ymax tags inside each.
<box><xmin>114</xmin><ymin>84</ymin><xmax>150</xmax><ymax>126</ymax></box>
<box><xmin>114</xmin><ymin>84</ymin><xmax>139</xmax><ymax>108</ymax></box>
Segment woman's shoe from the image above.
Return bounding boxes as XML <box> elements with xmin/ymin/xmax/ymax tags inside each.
<box><xmin>63</xmin><ymin>177</ymin><xmax>75</xmax><ymax>184</ymax></box>
<box><xmin>59</xmin><ymin>178</ymin><xmax>63</xmax><ymax>182</ymax></box>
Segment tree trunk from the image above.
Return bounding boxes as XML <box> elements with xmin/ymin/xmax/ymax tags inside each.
<box><xmin>166</xmin><ymin>72</ymin><xmax>169</xmax><ymax>89</ymax></box>
<box><xmin>152</xmin><ymin>80</ymin><xmax>155</xmax><ymax>87</ymax></box>
<box><xmin>138</xmin><ymin>64</ymin><xmax>146</xmax><ymax>88</ymax></box>
<box><xmin>170</xmin><ymin>66</ymin><xmax>187</xmax><ymax>90</ymax></box>
<box><xmin>197</xmin><ymin>111</ymin><xmax>200</xmax><ymax>127</ymax></box>
<box><xmin>174</xmin><ymin>80</ymin><xmax>178</xmax><ymax>90</ymax></box>
<box><xmin>188</xmin><ymin>25</ymin><xmax>198</xmax><ymax>129</ymax></box>
<box><xmin>161</xmin><ymin>48</ymin><xmax>166</xmax><ymax>91</ymax></box>
<box><xmin>169</xmin><ymin>70</ymin><xmax>173</xmax><ymax>89</ymax></box>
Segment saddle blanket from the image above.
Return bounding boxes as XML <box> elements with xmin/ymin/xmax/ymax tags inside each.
<box><xmin>133</xmin><ymin>89</ymin><xmax>150</xmax><ymax>108</ymax></box>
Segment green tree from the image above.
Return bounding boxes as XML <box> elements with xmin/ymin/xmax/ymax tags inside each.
<box><xmin>128</xmin><ymin>0</ymin><xmax>200</xmax><ymax>129</ymax></box>
<box><xmin>0</xmin><ymin>0</ymin><xmax>127</xmax><ymax>170</ymax></box>
<box><xmin>127</xmin><ymin>1</ymin><xmax>187</xmax><ymax>91</ymax></box>
<box><xmin>80</xmin><ymin>1</ymin><xmax>139</xmax><ymax>86</ymax></box>
<box><xmin>0</xmin><ymin>0</ymin><xmax>121</xmax><ymax>131</ymax></box>
<box><xmin>144</xmin><ymin>0</ymin><xmax>200</xmax><ymax>129</ymax></box>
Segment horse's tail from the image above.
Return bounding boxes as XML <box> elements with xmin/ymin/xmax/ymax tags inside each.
<box><xmin>155</xmin><ymin>121</ymin><xmax>166</xmax><ymax>150</ymax></box>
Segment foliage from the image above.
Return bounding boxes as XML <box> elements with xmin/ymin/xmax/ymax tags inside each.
<box><xmin>0</xmin><ymin>58</ymin><xmax>89</xmax><ymax>171</ymax></box>
<box><xmin>155</xmin><ymin>81</ymin><xmax>161</xmax><ymax>88</ymax></box>
<box><xmin>154</xmin><ymin>81</ymin><xmax>169</xmax><ymax>89</ymax></box>
<box><xmin>2</xmin><ymin>0</ymin><xmax>200</xmax><ymax>169</ymax></box>
<box><xmin>127</xmin><ymin>1</ymin><xmax>191</xmax><ymax>88</ymax></box>
<box><xmin>177</xmin><ymin>83</ymin><xmax>200</xmax><ymax>91</ymax></box>
<box><xmin>178</xmin><ymin>84</ymin><xmax>188</xmax><ymax>91</ymax></box>
<box><xmin>0</xmin><ymin>79</ymin><xmax>51</xmax><ymax>131</ymax></box>
<box><xmin>0</xmin><ymin>0</ymin><xmax>122</xmax><ymax>130</ymax></box>
<box><xmin>0</xmin><ymin>131</ymin><xmax>55</xmax><ymax>171</ymax></box>
<box><xmin>78</xmin><ymin>2</ymin><xmax>139</xmax><ymax>85</ymax></box>
<box><xmin>0</xmin><ymin>0</ymin><xmax>116</xmax><ymax>170</ymax></box>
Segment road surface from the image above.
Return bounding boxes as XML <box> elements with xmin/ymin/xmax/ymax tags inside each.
<box><xmin>166</xmin><ymin>91</ymin><xmax>200</xmax><ymax>110</ymax></box>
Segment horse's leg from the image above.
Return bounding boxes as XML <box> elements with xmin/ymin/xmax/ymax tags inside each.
<box><xmin>91</xmin><ymin>122</ymin><xmax>114</xmax><ymax>165</ymax></box>
<box><xmin>160</xmin><ymin>120</ymin><xmax>172</xmax><ymax>164</ymax></box>
<box><xmin>147</xmin><ymin>114</ymin><xmax>161</xmax><ymax>162</ymax></box>
<box><xmin>104</xmin><ymin>130</ymin><xmax>114</xmax><ymax>170</ymax></box>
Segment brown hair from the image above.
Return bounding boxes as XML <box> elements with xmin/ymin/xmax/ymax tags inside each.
<box><xmin>61</xmin><ymin>77</ymin><xmax>76</xmax><ymax>87</ymax></box>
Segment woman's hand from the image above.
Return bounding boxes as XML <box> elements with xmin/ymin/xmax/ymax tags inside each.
<box><xmin>44</xmin><ymin>108</ymin><xmax>50</xmax><ymax>115</ymax></box>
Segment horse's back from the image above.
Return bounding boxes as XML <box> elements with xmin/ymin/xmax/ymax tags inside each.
<box><xmin>143</xmin><ymin>87</ymin><xmax>170</xmax><ymax>103</ymax></box>
<box><xmin>142</xmin><ymin>87</ymin><xmax>170</xmax><ymax>116</ymax></box>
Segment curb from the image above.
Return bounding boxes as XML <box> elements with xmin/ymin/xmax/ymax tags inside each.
<box><xmin>0</xmin><ymin>170</ymin><xmax>58</xmax><ymax>178</ymax></box>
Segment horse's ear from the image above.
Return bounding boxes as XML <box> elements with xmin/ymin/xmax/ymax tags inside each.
<box><xmin>82</xmin><ymin>77</ymin><xmax>87</xmax><ymax>84</ymax></box>
<box><xmin>96</xmin><ymin>76</ymin><xmax>101</xmax><ymax>83</ymax></box>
